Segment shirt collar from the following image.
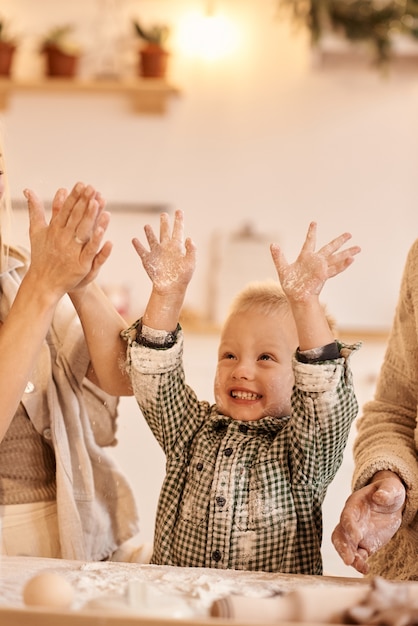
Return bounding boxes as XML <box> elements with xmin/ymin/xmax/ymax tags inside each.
<box><xmin>210</xmin><ymin>411</ymin><xmax>289</xmax><ymax>435</ymax></box>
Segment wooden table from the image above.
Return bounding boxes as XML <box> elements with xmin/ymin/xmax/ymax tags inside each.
<box><xmin>0</xmin><ymin>555</ymin><xmax>371</xmax><ymax>625</ymax></box>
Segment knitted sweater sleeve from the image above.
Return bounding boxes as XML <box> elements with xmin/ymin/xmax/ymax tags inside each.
<box><xmin>353</xmin><ymin>239</ymin><xmax>418</xmax><ymax>526</ymax></box>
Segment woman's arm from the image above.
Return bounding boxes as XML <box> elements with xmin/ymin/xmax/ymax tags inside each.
<box><xmin>0</xmin><ymin>182</ymin><xmax>110</xmax><ymax>442</ymax></box>
<box><xmin>70</xmin><ymin>281</ymin><xmax>133</xmax><ymax>395</ymax></box>
<box><xmin>332</xmin><ymin>240</ymin><xmax>418</xmax><ymax>575</ymax></box>
<box><xmin>28</xmin><ymin>185</ymin><xmax>133</xmax><ymax>396</ymax></box>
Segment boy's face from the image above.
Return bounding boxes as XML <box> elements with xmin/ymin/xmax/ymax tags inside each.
<box><xmin>214</xmin><ymin>308</ymin><xmax>298</xmax><ymax>422</ymax></box>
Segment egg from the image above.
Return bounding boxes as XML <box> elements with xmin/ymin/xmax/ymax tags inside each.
<box><xmin>23</xmin><ymin>571</ymin><xmax>75</xmax><ymax>609</ymax></box>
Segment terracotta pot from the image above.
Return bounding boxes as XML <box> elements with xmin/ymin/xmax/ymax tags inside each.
<box><xmin>139</xmin><ymin>44</ymin><xmax>169</xmax><ymax>78</ymax></box>
<box><xmin>0</xmin><ymin>41</ymin><xmax>16</xmax><ymax>77</ymax></box>
<box><xmin>44</xmin><ymin>45</ymin><xmax>79</xmax><ymax>78</ymax></box>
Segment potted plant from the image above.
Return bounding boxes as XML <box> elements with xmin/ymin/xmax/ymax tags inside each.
<box><xmin>133</xmin><ymin>20</ymin><xmax>170</xmax><ymax>78</ymax></box>
<box><xmin>281</xmin><ymin>0</ymin><xmax>418</xmax><ymax>67</ymax></box>
<box><xmin>0</xmin><ymin>20</ymin><xmax>17</xmax><ymax>77</ymax></box>
<box><xmin>41</xmin><ymin>25</ymin><xmax>81</xmax><ymax>78</ymax></box>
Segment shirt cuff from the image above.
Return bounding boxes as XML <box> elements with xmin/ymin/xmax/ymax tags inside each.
<box><xmin>136</xmin><ymin>319</ymin><xmax>181</xmax><ymax>349</ymax></box>
<box><xmin>296</xmin><ymin>341</ymin><xmax>340</xmax><ymax>363</ymax></box>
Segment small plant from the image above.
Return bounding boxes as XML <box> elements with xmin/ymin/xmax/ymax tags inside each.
<box><xmin>132</xmin><ymin>20</ymin><xmax>170</xmax><ymax>77</ymax></box>
<box><xmin>41</xmin><ymin>24</ymin><xmax>81</xmax><ymax>77</ymax></box>
<box><xmin>281</xmin><ymin>0</ymin><xmax>418</xmax><ymax>67</ymax></box>
<box><xmin>0</xmin><ymin>19</ymin><xmax>17</xmax><ymax>45</ymax></box>
<box><xmin>0</xmin><ymin>18</ymin><xmax>17</xmax><ymax>76</ymax></box>
<box><xmin>133</xmin><ymin>20</ymin><xmax>170</xmax><ymax>47</ymax></box>
<box><xmin>41</xmin><ymin>24</ymin><xmax>81</xmax><ymax>56</ymax></box>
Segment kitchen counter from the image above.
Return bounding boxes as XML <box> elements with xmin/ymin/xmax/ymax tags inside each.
<box><xmin>0</xmin><ymin>555</ymin><xmax>372</xmax><ymax>626</ymax></box>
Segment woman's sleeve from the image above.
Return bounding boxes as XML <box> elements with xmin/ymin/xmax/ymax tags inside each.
<box><xmin>353</xmin><ymin>240</ymin><xmax>418</xmax><ymax>525</ymax></box>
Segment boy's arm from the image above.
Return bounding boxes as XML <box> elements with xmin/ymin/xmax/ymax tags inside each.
<box><xmin>131</xmin><ymin>210</ymin><xmax>196</xmax><ymax>334</ymax></box>
<box><xmin>270</xmin><ymin>222</ymin><xmax>361</xmax><ymax>351</ymax></box>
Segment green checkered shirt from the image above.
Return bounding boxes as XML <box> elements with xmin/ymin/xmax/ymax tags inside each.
<box><xmin>124</xmin><ymin>326</ymin><xmax>359</xmax><ymax>574</ymax></box>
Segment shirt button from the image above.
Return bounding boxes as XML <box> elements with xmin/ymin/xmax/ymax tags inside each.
<box><xmin>224</xmin><ymin>447</ymin><xmax>233</xmax><ymax>457</ymax></box>
<box><xmin>216</xmin><ymin>496</ymin><xmax>226</xmax><ymax>507</ymax></box>
<box><xmin>239</xmin><ymin>424</ymin><xmax>248</xmax><ymax>434</ymax></box>
<box><xmin>196</xmin><ymin>462</ymin><xmax>204</xmax><ymax>471</ymax></box>
<box><xmin>43</xmin><ymin>427</ymin><xmax>52</xmax><ymax>440</ymax></box>
<box><xmin>24</xmin><ymin>381</ymin><xmax>35</xmax><ymax>393</ymax></box>
<box><xmin>212</xmin><ymin>549</ymin><xmax>222</xmax><ymax>562</ymax></box>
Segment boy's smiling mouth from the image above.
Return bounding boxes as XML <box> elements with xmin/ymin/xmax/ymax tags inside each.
<box><xmin>231</xmin><ymin>390</ymin><xmax>261</xmax><ymax>401</ymax></box>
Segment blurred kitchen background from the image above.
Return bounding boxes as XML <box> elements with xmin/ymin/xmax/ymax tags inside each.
<box><xmin>1</xmin><ymin>0</ymin><xmax>417</xmax><ymax>575</ymax></box>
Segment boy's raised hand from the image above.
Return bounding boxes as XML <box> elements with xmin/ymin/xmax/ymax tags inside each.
<box><xmin>132</xmin><ymin>210</ymin><xmax>196</xmax><ymax>296</ymax></box>
<box><xmin>270</xmin><ymin>222</ymin><xmax>361</xmax><ymax>302</ymax></box>
<box><xmin>132</xmin><ymin>210</ymin><xmax>196</xmax><ymax>332</ymax></box>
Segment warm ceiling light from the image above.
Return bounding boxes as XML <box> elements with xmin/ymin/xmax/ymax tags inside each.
<box><xmin>177</xmin><ymin>5</ymin><xmax>239</xmax><ymax>61</ymax></box>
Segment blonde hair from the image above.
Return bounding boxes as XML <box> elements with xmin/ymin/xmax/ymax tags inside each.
<box><xmin>0</xmin><ymin>134</ymin><xmax>13</xmax><ymax>273</ymax></box>
<box><xmin>226</xmin><ymin>279</ymin><xmax>337</xmax><ymax>334</ymax></box>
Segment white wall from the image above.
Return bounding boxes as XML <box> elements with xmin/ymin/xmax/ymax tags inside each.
<box><xmin>0</xmin><ymin>0</ymin><xmax>415</xmax><ymax>574</ymax></box>
<box><xmin>2</xmin><ymin>0</ymin><xmax>417</xmax><ymax>329</ymax></box>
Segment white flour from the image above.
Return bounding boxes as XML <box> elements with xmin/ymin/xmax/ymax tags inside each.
<box><xmin>0</xmin><ymin>557</ymin><xmax>302</xmax><ymax>615</ymax></box>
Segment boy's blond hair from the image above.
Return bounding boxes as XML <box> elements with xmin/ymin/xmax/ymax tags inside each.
<box><xmin>226</xmin><ymin>280</ymin><xmax>337</xmax><ymax>335</ymax></box>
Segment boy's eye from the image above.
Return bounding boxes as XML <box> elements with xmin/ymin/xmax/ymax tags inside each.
<box><xmin>259</xmin><ymin>354</ymin><xmax>273</xmax><ymax>361</ymax></box>
<box><xmin>224</xmin><ymin>353</ymin><xmax>236</xmax><ymax>360</ymax></box>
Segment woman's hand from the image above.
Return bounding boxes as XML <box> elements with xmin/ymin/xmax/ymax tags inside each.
<box><xmin>25</xmin><ymin>182</ymin><xmax>112</xmax><ymax>298</ymax></box>
<box><xmin>332</xmin><ymin>472</ymin><xmax>406</xmax><ymax>574</ymax></box>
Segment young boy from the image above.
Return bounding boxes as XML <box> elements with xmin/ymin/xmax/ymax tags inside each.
<box><xmin>122</xmin><ymin>211</ymin><xmax>361</xmax><ymax>574</ymax></box>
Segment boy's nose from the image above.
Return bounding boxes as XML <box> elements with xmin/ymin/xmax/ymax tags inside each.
<box><xmin>232</xmin><ymin>361</ymin><xmax>254</xmax><ymax>380</ymax></box>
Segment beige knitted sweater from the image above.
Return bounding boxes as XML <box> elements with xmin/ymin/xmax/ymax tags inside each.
<box><xmin>353</xmin><ymin>239</ymin><xmax>418</xmax><ymax>580</ymax></box>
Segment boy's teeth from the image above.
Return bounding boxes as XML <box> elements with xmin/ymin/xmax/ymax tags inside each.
<box><xmin>232</xmin><ymin>391</ymin><xmax>259</xmax><ymax>400</ymax></box>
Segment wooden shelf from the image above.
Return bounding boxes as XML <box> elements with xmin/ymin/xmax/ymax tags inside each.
<box><xmin>312</xmin><ymin>33</ymin><xmax>418</xmax><ymax>71</ymax></box>
<box><xmin>0</xmin><ymin>77</ymin><xmax>179</xmax><ymax>114</ymax></box>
